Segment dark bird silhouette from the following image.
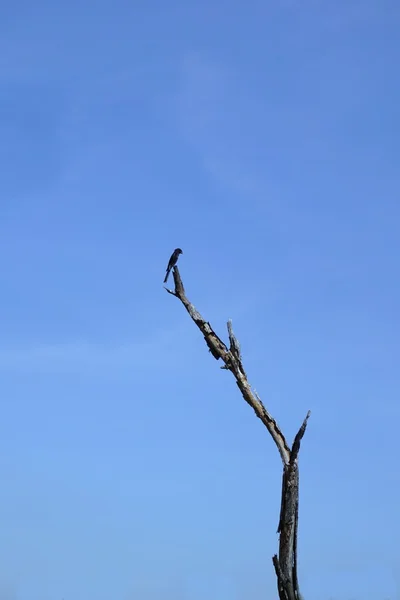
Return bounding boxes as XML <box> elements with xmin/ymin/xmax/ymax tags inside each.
<box><xmin>164</xmin><ymin>248</ymin><xmax>183</xmax><ymax>283</ymax></box>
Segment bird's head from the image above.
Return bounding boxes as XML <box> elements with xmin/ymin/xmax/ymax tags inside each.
<box><xmin>176</xmin><ymin>248</ymin><xmax>183</xmax><ymax>255</ymax></box>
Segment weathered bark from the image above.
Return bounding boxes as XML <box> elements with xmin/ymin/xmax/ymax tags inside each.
<box><xmin>165</xmin><ymin>265</ymin><xmax>310</xmax><ymax>600</ymax></box>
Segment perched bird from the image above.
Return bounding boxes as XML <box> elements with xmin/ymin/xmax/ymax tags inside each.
<box><xmin>164</xmin><ymin>248</ymin><xmax>183</xmax><ymax>283</ymax></box>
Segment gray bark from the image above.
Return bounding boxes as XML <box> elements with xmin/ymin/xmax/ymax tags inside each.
<box><xmin>165</xmin><ymin>265</ymin><xmax>310</xmax><ymax>600</ymax></box>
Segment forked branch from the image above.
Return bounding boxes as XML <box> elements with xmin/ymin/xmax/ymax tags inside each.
<box><xmin>165</xmin><ymin>264</ymin><xmax>310</xmax><ymax>600</ymax></box>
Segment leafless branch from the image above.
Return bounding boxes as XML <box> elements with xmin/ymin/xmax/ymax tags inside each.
<box><xmin>290</xmin><ymin>410</ymin><xmax>311</xmax><ymax>465</ymax></box>
<box><xmin>164</xmin><ymin>263</ymin><xmax>310</xmax><ymax>600</ymax></box>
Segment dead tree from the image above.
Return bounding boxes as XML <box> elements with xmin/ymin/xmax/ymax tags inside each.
<box><xmin>164</xmin><ymin>264</ymin><xmax>310</xmax><ymax>600</ymax></box>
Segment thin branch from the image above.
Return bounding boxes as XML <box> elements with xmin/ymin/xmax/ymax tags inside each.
<box><xmin>226</xmin><ymin>319</ymin><xmax>247</xmax><ymax>377</ymax></box>
<box><xmin>166</xmin><ymin>265</ymin><xmax>290</xmax><ymax>465</ymax></box>
<box><xmin>227</xmin><ymin>319</ymin><xmax>241</xmax><ymax>361</ymax></box>
<box><xmin>290</xmin><ymin>410</ymin><xmax>311</xmax><ymax>465</ymax></box>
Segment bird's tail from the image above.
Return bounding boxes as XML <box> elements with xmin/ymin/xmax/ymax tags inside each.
<box><xmin>163</xmin><ymin>269</ymin><xmax>170</xmax><ymax>283</ymax></box>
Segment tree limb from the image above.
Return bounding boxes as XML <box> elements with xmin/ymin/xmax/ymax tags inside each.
<box><xmin>164</xmin><ymin>263</ymin><xmax>310</xmax><ymax>600</ymax></box>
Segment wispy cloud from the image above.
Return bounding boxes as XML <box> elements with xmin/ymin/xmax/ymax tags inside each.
<box><xmin>174</xmin><ymin>54</ymin><xmax>268</xmax><ymax>201</ymax></box>
<box><xmin>0</xmin><ymin>323</ymin><xmax>192</xmax><ymax>374</ymax></box>
<box><xmin>172</xmin><ymin>52</ymin><xmax>308</xmax><ymax>224</ymax></box>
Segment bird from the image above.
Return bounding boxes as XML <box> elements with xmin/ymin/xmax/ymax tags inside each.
<box><xmin>164</xmin><ymin>248</ymin><xmax>183</xmax><ymax>283</ymax></box>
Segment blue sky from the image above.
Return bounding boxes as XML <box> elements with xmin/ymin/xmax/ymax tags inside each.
<box><xmin>0</xmin><ymin>0</ymin><xmax>399</xmax><ymax>598</ymax></box>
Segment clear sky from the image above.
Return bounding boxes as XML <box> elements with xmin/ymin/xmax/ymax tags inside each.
<box><xmin>0</xmin><ymin>1</ymin><xmax>399</xmax><ymax>599</ymax></box>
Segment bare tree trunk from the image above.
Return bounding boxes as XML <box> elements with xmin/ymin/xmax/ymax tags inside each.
<box><xmin>164</xmin><ymin>265</ymin><xmax>310</xmax><ymax>600</ymax></box>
